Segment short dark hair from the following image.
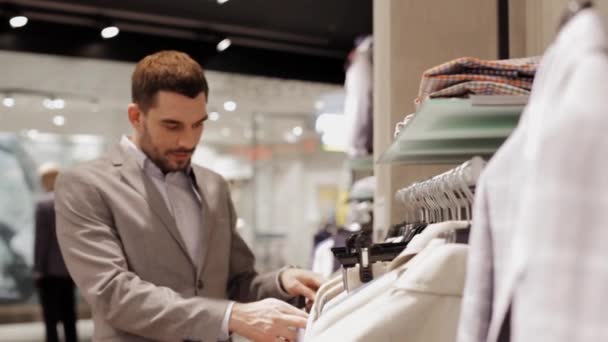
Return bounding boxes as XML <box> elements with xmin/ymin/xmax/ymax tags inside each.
<box><xmin>131</xmin><ymin>50</ymin><xmax>209</xmax><ymax>112</ymax></box>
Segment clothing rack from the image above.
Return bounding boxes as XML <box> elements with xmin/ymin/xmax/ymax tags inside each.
<box><xmin>395</xmin><ymin>156</ymin><xmax>486</xmax><ymax>224</ymax></box>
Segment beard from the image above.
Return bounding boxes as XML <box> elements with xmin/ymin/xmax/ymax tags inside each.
<box><xmin>140</xmin><ymin>123</ymin><xmax>194</xmax><ymax>174</ymax></box>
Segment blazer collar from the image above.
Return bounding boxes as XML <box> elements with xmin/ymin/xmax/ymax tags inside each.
<box><xmin>109</xmin><ymin>141</ymin><xmax>194</xmax><ymax>268</ymax></box>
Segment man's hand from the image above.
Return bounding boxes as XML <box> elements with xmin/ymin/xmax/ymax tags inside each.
<box><xmin>229</xmin><ymin>298</ymin><xmax>307</xmax><ymax>342</ymax></box>
<box><xmin>280</xmin><ymin>268</ymin><xmax>324</xmax><ymax>301</ymax></box>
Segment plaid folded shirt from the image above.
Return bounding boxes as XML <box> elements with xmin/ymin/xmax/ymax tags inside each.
<box><xmin>417</xmin><ymin>56</ymin><xmax>540</xmax><ymax>102</ymax></box>
<box><xmin>429</xmin><ymin>81</ymin><xmax>531</xmax><ymax>99</ymax></box>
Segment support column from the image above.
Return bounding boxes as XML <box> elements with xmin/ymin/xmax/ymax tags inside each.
<box><xmin>373</xmin><ymin>0</ymin><xmax>499</xmax><ymax>240</ymax></box>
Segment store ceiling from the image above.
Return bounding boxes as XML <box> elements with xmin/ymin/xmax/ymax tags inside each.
<box><xmin>58</xmin><ymin>0</ymin><xmax>371</xmax><ymax>50</ymax></box>
<box><xmin>1</xmin><ymin>0</ymin><xmax>372</xmax><ymax>83</ymax></box>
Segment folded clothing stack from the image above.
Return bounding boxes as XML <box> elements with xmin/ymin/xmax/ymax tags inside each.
<box><xmin>416</xmin><ymin>56</ymin><xmax>540</xmax><ymax>103</ymax></box>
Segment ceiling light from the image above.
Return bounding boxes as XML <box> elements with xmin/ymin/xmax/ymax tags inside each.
<box><xmin>315</xmin><ymin>113</ymin><xmax>343</xmax><ymax>133</ymax></box>
<box><xmin>9</xmin><ymin>15</ymin><xmax>28</xmax><ymax>29</ymax></box>
<box><xmin>217</xmin><ymin>38</ymin><xmax>232</xmax><ymax>52</ymax></box>
<box><xmin>2</xmin><ymin>97</ymin><xmax>15</xmax><ymax>108</ymax></box>
<box><xmin>43</xmin><ymin>98</ymin><xmax>65</xmax><ymax>110</ymax></box>
<box><xmin>315</xmin><ymin>113</ymin><xmax>347</xmax><ymax>151</ymax></box>
<box><xmin>314</xmin><ymin>100</ymin><xmax>324</xmax><ymax>111</ymax></box>
<box><xmin>217</xmin><ymin>0</ymin><xmax>230</xmax><ymax>5</ymax></box>
<box><xmin>292</xmin><ymin>126</ymin><xmax>303</xmax><ymax>137</ymax></box>
<box><xmin>26</xmin><ymin>129</ymin><xmax>39</xmax><ymax>140</ymax></box>
<box><xmin>209</xmin><ymin>112</ymin><xmax>220</xmax><ymax>121</ymax></box>
<box><xmin>101</xmin><ymin>26</ymin><xmax>120</xmax><ymax>39</ymax></box>
<box><xmin>53</xmin><ymin>115</ymin><xmax>66</xmax><ymax>127</ymax></box>
<box><xmin>43</xmin><ymin>98</ymin><xmax>54</xmax><ymax>109</ymax></box>
<box><xmin>54</xmin><ymin>98</ymin><xmax>65</xmax><ymax>109</ymax></box>
<box><xmin>223</xmin><ymin>101</ymin><xmax>237</xmax><ymax>112</ymax></box>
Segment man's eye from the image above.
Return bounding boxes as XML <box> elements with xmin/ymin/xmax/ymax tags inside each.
<box><xmin>165</xmin><ymin>124</ymin><xmax>180</xmax><ymax>130</ymax></box>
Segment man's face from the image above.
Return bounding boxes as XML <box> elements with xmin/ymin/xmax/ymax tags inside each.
<box><xmin>135</xmin><ymin>91</ymin><xmax>208</xmax><ymax>173</ymax></box>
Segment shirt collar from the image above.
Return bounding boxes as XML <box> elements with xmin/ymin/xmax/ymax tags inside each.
<box><xmin>120</xmin><ymin>135</ymin><xmax>147</xmax><ymax>170</ymax></box>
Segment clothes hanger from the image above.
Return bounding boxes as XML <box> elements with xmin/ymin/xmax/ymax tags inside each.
<box><xmin>456</xmin><ymin>162</ymin><xmax>475</xmax><ymax>220</ymax></box>
<box><xmin>437</xmin><ymin>175</ymin><xmax>451</xmax><ymax>221</ymax></box>
<box><xmin>434</xmin><ymin>175</ymin><xmax>451</xmax><ymax>221</ymax></box>
<box><xmin>445</xmin><ymin>168</ymin><xmax>462</xmax><ymax>221</ymax></box>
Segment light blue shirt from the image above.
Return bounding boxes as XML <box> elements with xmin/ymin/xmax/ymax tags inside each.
<box><xmin>120</xmin><ymin>136</ymin><xmax>233</xmax><ymax>341</ymax></box>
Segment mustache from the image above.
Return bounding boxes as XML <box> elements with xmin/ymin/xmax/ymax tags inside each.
<box><xmin>167</xmin><ymin>148</ymin><xmax>195</xmax><ymax>154</ymax></box>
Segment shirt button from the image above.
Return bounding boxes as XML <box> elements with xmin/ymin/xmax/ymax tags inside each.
<box><xmin>197</xmin><ymin>280</ymin><xmax>204</xmax><ymax>290</ymax></box>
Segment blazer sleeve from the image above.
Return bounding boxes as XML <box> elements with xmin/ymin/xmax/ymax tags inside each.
<box><xmin>457</xmin><ymin>181</ymin><xmax>494</xmax><ymax>342</ymax></box>
<box><xmin>33</xmin><ymin>199</ymin><xmax>50</xmax><ymax>275</ymax></box>
<box><xmin>54</xmin><ymin>170</ymin><xmax>230</xmax><ymax>342</ymax></box>
<box><xmin>224</xmin><ymin>183</ymin><xmax>293</xmax><ymax>303</ymax></box>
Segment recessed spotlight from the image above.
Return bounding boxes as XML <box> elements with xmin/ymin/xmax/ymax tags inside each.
<box><xmin>43</xmin><ymin>98</ymin><xmax>54</xmax><ymax>109</ymax></box>
<box><xmin>217</xmin><ymin>0</ymin><xmax>230</xmax><ymax>4</ymax></box>
<box><xmin>101</xmin><ymin>26</ymin><xmax>120</xmax><ymax>39</ymax></box>
<box><xmin>223</xmin><ymin>101</ymin><xmax>237</xmax><ymax>112</ymax></box>
<box><xmin>2</xmin><ymin>97</ymin><xmax>15</xmax><ymax>108</ymax></box>
<box><xmin>217</xmin><ymin>38</ymin><xmax>232</xmax><ymax>52</ymax></box>
<box><xmin>26</xmin><ymin>129</ymin><xmax>39</xmax><ymax>139</ymax></box>
<box><xmin>314</xmin><ymin>100</ymin><xmax>324</xmax><ymax>111</ymax></box>
<box><xmin>43</xmin><ymin>98</ymin><xmax>65</xmax><ymax>110</ymax></box>
<box><xmin>292</xmin><ymin>126</ymin><xmax>303</xmax><ymax>137</ymax></box>
<box><xmin>53</xmin><ymin>115</ymin><xmax>66</xmax><ymax>126</ymax></box>
<box><xmin>209</xmin><ymin>112</ymin><xmax>220</xmax><ymax>121</ymax></box>
<box><xmin>9</xmin><ymin>15</ymin><xmax>28</xmax><ymax>29</ymax></box>
<box><xmin>54</xmin><ymin>98</ymin><xmax>65</xmax><ymax>109</ymax></box>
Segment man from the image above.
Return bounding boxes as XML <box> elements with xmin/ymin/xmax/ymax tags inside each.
<box><xmin>55</xmin><ymin>50</ymin><xmax>323</xmax><ymax>342</ymax></box>
<box><xmin>34</xmin><ymin>164</ymin><xmax>78</xmax><ymax>342</ymax></box>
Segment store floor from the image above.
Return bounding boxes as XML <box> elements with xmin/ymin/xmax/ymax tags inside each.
<box><xmin>0</xmin><ymin>320</ymin><xmax>93</xmax><ymax>342</ymax></box>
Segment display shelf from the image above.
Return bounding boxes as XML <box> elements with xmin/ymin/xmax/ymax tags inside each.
<box><xmin>347</xmin><ymin>156</ymin><xmax>374</xmax><ymax>171</ymax></box>
<box><xmin>378</xmin><ymin>98</ymin><xmax>524</xmax><ymax>164</ymax></box>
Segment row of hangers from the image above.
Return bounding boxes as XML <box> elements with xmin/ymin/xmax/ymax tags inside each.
<box><xmin>396</xmin><ymin>157</ymin><xmax>486</xmax><ymax>224</ymax></box>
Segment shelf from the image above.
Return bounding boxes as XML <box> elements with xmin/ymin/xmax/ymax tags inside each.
<box><xmin>347</xmin><ymin>156</ymin><xmax>374</xmax><ymax>171</ymax></box>
<box><xmin>379</xmin><ymin>98</ymin><xmax>524</xmax><ymax>164</ymax></box>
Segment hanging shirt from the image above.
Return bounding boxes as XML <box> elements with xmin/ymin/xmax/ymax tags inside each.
<box><xmin>458</xmin><ymin>8</ymin><xmax>608</xmax><ymax>342</ymax></box>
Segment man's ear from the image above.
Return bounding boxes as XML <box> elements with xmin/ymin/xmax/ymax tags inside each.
<box><xmin>127</xmin><ymin>103</ymin><xmax>143</xmax><ymax>128</ymax></box>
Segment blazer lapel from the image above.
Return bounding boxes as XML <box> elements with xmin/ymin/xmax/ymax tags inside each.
<box><xmin>193</xmin><ymin>168</ymin><xmax>216</xmax><ymax>277</ymax></box>
<box><xmin>109</xmin><ymin>144</ymin><xmax>194</xmax><ymax>267</ymax></box>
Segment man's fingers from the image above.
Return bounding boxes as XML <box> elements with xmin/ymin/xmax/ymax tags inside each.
<box><xmin>276</xmin><ymin>325</ymin><xmax>298</xmax><ymax>341</ymax></box>
<box><xmin>278</xmin><ymin>302</ymin><xmax>308</xmax><ymax>318</ymax></box>
<box><xmin>276</xmin><ymin>313</ymin><xmax>308</xmax><ymax>330</ymax></box>
<box><xmin>296</xmin><ymin>282</ymin><xmax>317</xmax><ymax>301</ymax></box>
<box><xmin>303</xmin><ymin>272</ymin><xmax>325</xmax><ymax>288</ymax></box>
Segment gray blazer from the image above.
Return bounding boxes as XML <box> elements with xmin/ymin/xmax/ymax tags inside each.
<box><xmin>55</xmin><ymin>143</ymin><xmax>289</xmax><ymax>342</ymax></box>
<box><xmin>33</xmin><ymin>192</ymin><xmax>70</xmax><ymax>278</ymax></box>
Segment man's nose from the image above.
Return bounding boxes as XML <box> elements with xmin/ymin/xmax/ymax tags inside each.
<box><xmin>177</xmin><ymin>130</ymin><xmax>198</xmax><ymax>150</ymax></box>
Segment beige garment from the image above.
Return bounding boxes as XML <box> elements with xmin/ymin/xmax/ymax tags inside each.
<box><xmin>314</xmin><ymin>283</ymin><xmax>343</xmax><ymax>317</ymax></box>
<box><xmin>311</xmin><ymin>244</ymin><xmax>468</xmax><ymax>342</ymax></box>
<box><xmin>344</xmin><ymin>261</ymin><xmax>390</xmax><ymax>292</ymax></box>
<box><xmin>307</xmin><ymin>239</ymin><xmax>447</xmax><ymax>339</ymax></box>
<box><xmin>55</xmin><ymin>144</ymin><xmax>289</xmax><ymax>342</ymax></box>
<box><xmin>389</xmin><ymin>221</ymin><xmax>470</xmax><ymax>271</ymax></box>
